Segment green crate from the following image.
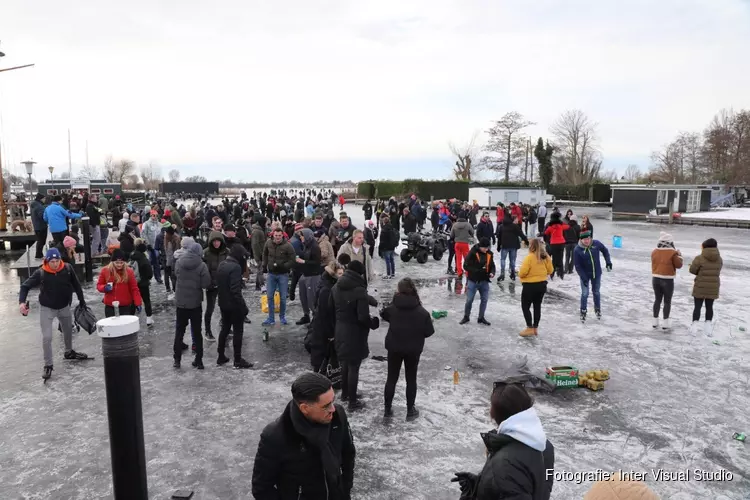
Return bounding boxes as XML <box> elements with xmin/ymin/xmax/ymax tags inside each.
<box><xmin>545</xmin><ymin>366</ymin><xmax>579</xmax><ymax>388</ymax></box>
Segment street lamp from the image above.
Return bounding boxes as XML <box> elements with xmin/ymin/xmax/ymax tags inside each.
<box><xmin>49</xmin><ymin>166</ymin><xmax>55</xmax><ymax>196</ymax></box>
<box><xmin>22</xmin><ymin>160</ymin><xmax>36</xmax><ymax>196</ymax></box>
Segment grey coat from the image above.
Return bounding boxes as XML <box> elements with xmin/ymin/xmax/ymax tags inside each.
<box><xmin>451</xmin><ymin>219</ymin><xmax>475</xmax><ymax>244</ymax></box>
<box><xmin>175</xmin><ymin>243</ymin><xmax>211</xmax><ymax>309</ymax></box>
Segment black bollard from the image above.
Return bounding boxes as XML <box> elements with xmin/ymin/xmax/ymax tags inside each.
<box><xmin>98</xmin><ymin>315</ymin><xmax>149</xmax><ymax>500</ymax></box>
<box><xmin>81</xmin><ymin>216</ymin><xmax>93</xmax><ymax>282</ymax></box>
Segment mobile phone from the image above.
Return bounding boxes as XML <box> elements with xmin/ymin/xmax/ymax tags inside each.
<box><xmin>171</xmin><ymin>490</ymin><xmax>194</xmax><ymax>499</ymax></box>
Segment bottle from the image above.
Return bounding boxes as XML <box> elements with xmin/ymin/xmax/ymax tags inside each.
<box><xmin>262</xmin><ymin>328</ymin><xmax>269</xmax><ymax>342</ymax></box>
<box><xmin>453</xmin><ymin>368</ymin><xmax>460</xmax><ymax>385</ymax></box>
<box><xmin>732</xmin><ymin>432</ymin><xmax>746</xmax><ymax>442</ymax></box>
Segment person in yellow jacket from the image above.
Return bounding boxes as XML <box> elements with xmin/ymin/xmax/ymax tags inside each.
<box><xmin>518</xmin><ymin>239</ymin><xmax>554</xmax><ymax>337</ymax></box>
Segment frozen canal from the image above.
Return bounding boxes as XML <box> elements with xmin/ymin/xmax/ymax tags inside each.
<box><xmin>0</xmin><ymin>204</ymin><xmax>748</xmax><ymax>499</ymax></box>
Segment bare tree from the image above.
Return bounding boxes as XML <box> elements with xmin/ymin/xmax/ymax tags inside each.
<box><xmin>140</xmin><ymin>162</ymin><xmax>162</xmax><ymax>191</ymax></box>
<box><xmin>650</xmin><ymin>141</ymin><xmax>684</xmax><ymax>183</ymax></box>
<box><xmin>550</xmin><ymin>110</ymin><xmax>602</xmax><ymax>184</ymax></box>
<box><xmin>482</xmin><ymin>112</ymin><xmax>535</xmax><ymax>182</ymax></box>
<box><xmin>168</xmin><ymin>169</ymin><xmax>180</xmax><ymax>182</ymax></box>
<box><xmin>79</xmin><ymin>164</ymin><xmax>100</xmax><ymax>180</ymax></box>
<box><xmin>102</xmin><ymin>155</ymin><xmax>118</xmax><ymax>182</ymax></box>
<box><xmin>623</xmin><ymin>164</ymin><xmax>642</xmax><ymax>182</ymax></box>
<box><xmin>449</xmin><ymin>132</ymin><xmax>480</xmax><ymax>181</ymax></box>
<box><xmin>184</xmin><ymin>175</ymin><xmax>208</xmax><ymax>182</ymax></box>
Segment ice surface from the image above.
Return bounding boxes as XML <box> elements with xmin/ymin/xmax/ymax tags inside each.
<box><xmin>0</xmin><ymin>204</ymin><xmax>748</xmax><ymax>499</ymax></box>
<box><xmin>681</xmin><ymin>207</ymin><xmax>750</xmax><ymax>221</ymax></box>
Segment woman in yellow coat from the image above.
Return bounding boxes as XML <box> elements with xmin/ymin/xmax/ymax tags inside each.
<box><xmin>518</xmin><ymin>238</ymin><xmax>554</xmax><ymax>337</ymax></box>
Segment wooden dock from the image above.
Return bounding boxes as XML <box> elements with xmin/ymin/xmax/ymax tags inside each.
<box><xmin>0</xmin><ymin>231</ymin><xmax>37</xmax><ymax>250</ymax></box>
<box><xmin>646</xmin><ymin>215</ymin><xmax>750</xmax><ymax>229</ymax></box>
<box><xmin>11</xmin><ymin>243</ymin><xmax>110</xmax><ymax>281</ymax></box>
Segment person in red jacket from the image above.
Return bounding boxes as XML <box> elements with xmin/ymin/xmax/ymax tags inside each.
<box><xmin>543</xmin><ymin>212</ymin><xmax>570</xmax><ymax>279</ymax></box>
<box><xmin>509</xmin><ymin>203</ymin><xmax>523</xmax><ymax>229</ymax></box>
<box><xmin>97</xmin><ymin>248</ymin><xmax>143</xmax><ymax>317</ymax></box>
<box><xmin>338</xmin><ymin>194</ymin><xmax>346</xmax><ymax>210</ymax></box>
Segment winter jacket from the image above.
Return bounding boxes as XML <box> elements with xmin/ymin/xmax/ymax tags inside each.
<box><xmin>497</xmin><ymin>217</ymin><xmax>528</xmax><ymax>250</ymax></box>
<box><xmin>169</xmin><ymin>211</ymin><xmax>183</xmax><ymax>230</ymax></box>
<box><xmin>129</xmin><ymin>249</ymin><xmax>153</xmax><ymax>286</ymax></box>
<box><xmin>380</xmin><ymin>294</ymin><xmax>434</xmax><ymax>355</ymax></box>
<box><xmin>174</xmin><ymin>245</ymin><xmax>211</xmax><ymax>309</ymax></box>
<box><xmin>402</xmin><ymin>212</ymin><xmax>418</xmax><ymax>234</ymax></box>
<box><xmin>584</xmin><ymin>475</ymin><xmax>659</xmax><ymax>500</ymax></box>
<box><xmin>251</xmin><ymin>401</ymin><xmax>355</xmax><ymax>500</ymax></box>
<box><xmin>19</xmin><ymin>262</ymin><xmax>85</xmax><ymax>310</ymax></box>
<box><xmin>689</xmin><ymin>247</ymin><xmax>722</xmax><ymax>299</ymax></box>
<box><xmin>85</xmin><ymin>202</ymin><xmax>102</xmax><ymax>227</ymax></box>
<box><xmin>363</xmin><ymin>227</ymin><xmax>377</xmax><ymax>249</ymax></box>
<box><xmin>216</xmin><ymin>256</ymin><xmax>248</xmax><ymax>315</ymax></box>
<box><xmin>336</xmin><ymin>223</ymin><xmax>357</xmax><ymax>245</ymax></box>
<box><xmin>337</xmin><ymin>241</ymin><xmax>373</xmax><ymax>285</ymax></box>
<box><xmin>310</xmin><ymin>270</ymin><xmax>338</xmax><ymax>368</ymax></box>
<box><xmin>379</xmin><ymin>223</ymin><xmax>400</xmax><ymax>252</ymax></box>
<box><xmin>464</xmin><ymin>244</ymin><xmax>496</xmax><ymax>283</ymax></box>
<box><xmin>363</xmin><ymin>202</ymin><xmax>373</xmax><ymax>220</ymax></box>
<box><xmin>651</xmin><ymin>247</ymin><xmax>683</xmax><ymax>279</ymax></box>
<box><xmin>203</xmin><ymin>232</ymin><xmax>228</xmax><ymax>288</ymax></box>
<box><xmin>573</xmin><ymin>240</ymin><xmax>612</xmax><ymax>280</ymax></box>
<box><xmin>510</xmin><ymin>204</ymin><xmax>523</xmax><ymax>223</ymax></box>
<box><xmin>318</xmin><ymin>234</ymin><xmax>335</xmax><ymax>267</ymax></box>
<box><xmin>251</xmin><ymin>223</ymin><xmax>267</xmax><ymax>262</ymax></box>
<box><xmin>96</xmin><ymin>266</ymin><xmax>142</xmax><ymax>307</ymax></box>
<box><xmin>298</xmin><ymin>228</ymin><xmax>322</xmax><ymax>277</ymax></box>
<box><xmin>163</xmin><ymin>234</ymin><xmax>181</xmax><ymax>268</ymax></box>
<box><xmin>263</xmin><ymin>238</ymin><xmax>297</xmax><ymax>275</ymax></box>
<box><xmin>118</xmin><ymin>233</ymin><xmax>135</xmax><ymax>261</ymax></box>
<box><xmin>30</xmin><ymin>200</ymin><xmax>47</xmax><ymax>231</ymax></box>
<box><xmin>563</xmin><ymin>220</ymin><xmax>581</xmax><ymax>244</ymax></box>
<box><xmin>476</xmin><ymin>219</ymin><xmax>495</xmax><ymax>244</ymax></box>
<box><xmin>519</xmin><ymin>253</ymin><xmax>554</xmax><ymax>284</ymax></box>
<box><xmin>43</xmin><ymin>202</ymin><xmax>82</xmax><ymax>233</ymax></box>
<box><xmin>451</xmin><ymin>219</ymin><xmax>475</xmax><ymax>244</ymax></box>
<box><xmin>544</xmin><ymin>220</ymin><xmax>570</xmax><ymax>245</ymax></box>
<box><xmin>331</xmin><ymin>269</ymin><xmax>375</xmax><ymax>362</ymax></box>
<box><xmin>474</xmin><ymin>408</ymin><xmax>555</xmax><ymax>500</ymax></box>
<box><xmin>141</xmin><ymin>219</ymin><xmax>162</xmax><ymax>248</ymax></box>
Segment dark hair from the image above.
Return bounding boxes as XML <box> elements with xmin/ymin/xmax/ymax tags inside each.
<box><xmin>397</xmin><ymin>277</ymin><xmax>420</xmax><ymax>303</ymax></box>
<box><xmin>491</xmin><ymin>383</ymin><xmax>533</xmax><ymax>425</ymax></box>
<box><xmin>702</xmin><ymin>238</ymin><xmax>718</xmax><ymax>249</ymax></box>
<box><xmin>53</xmin><ymin>195</ymin><xmax>62</xmax><ymax>202</ymax></box>
<box><xmin>337</xmin><ymin>253</ymin><xmax>351</xmax><ymax>266</ymax></box>
<box><xmin>273</xmin><ymin>227</ymin><xmax>284</xmax><ymax>234</ymax></box>
<box><xmin>291</xmin><ymin>372</ymin><xmax>332</xmax><ymax>404</ymax></box>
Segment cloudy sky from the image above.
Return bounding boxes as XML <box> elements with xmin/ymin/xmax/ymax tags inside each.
<box><xmin>1</xmin><ymin>0</ymin><xmax>749</xmax><ymax>182</ymax></box>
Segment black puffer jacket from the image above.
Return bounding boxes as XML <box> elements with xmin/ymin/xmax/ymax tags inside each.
<box><xmin>475</xmin><ymin>219</ymin><xmax>495</xmax><ymax>244</ymax></box>
<box><xmin>216</xmin><ymin>256</ymin><xmax>248</xmax><ymax>316</ymax></box>
<box><xmin>203</xmin><ymin>232</ymin><xmax>228</xmax><ymax>288</ymax></box>
<box><xmin>464</xmin><ymin>244</ymin><xmax>496</xmax><ymax>283</ymax></box>
<box><xmin>298</xmin><ymin>228</ymin><xmax>323</xmax><ymax>277</ymax></box>
<box><xmin>563</xmin><ymin>220</ymin><xmax>581</xmax><ymax>244</ymax></box>
<box><xmin>379</xmin><ymin>223</ymin><xmax>399</xmax><ymax>252</ymax></box>
<box><xmin>496</xmin><ymin>216</ymin><xmax>528</xmax><ymax>250</ymax></box>
<box><xmin>252</xmin><ymin>401</ymin><xmax>355</xmax><ymax>500</ymax></box>
<box><xmin>380</xmin><ymin>294</ymin><xmax>434</xmax><ymax>355</ymax></box>
<box><xmin>402</xmin><ymin>212</ymin><xmax>418</xmax><ymax>234</ymax></box>
<box><xmin>19</xmin><ymin>263</ymin><xmax>85</xmax><ymax>309</ymax></box>
<box><xmin>129</xmin><ymin>247</ymin><xmax>153</xmax><ymax>286</ymax></box>
<box><xmin>331</xmin><ymin>270</ymin><xmax>375</xmax><ymax>362</ymax></box>
<box><xmin>310</xmin><ymin>270</ymin><xmax>338</xmax><ymax>369</ymax></box>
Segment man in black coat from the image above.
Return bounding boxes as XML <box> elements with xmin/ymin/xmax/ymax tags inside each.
<box><xmin>330</xmin><ymin>260</ymin><xmax>378</xmax><ymax>411</ymax></box>
<box><xmin>475</xmin><ymin>212</ymin><xmax>495</xmax><ymax>246</ymax></box>
<box><xmin>401</xmin><ymin>207</ymin><xmax>418</xmax><ymax>235</ymax></box>
<box><xmin>452</xmin><ymin>384</ymin><xmax>555</xmax><ymax>500</ymax></box>
<box><xmin>495</xmin><ymin>215</ymin><xmax>529</xmax><ymax>282</ymax></box>
<box><xmin>216</xmin><ymin>244</ymin><xmax>252</xmax><ymax>369</ymax></box>
<box><xmin>252</xmin><ymin>372</ymin><xmax>356</xmax><ymax>500</ymax></box>
<box><xmin>30</xmin><ymin>193</ymin><xmax>48</xmax><ymax>259</ymax></box>
<box><xmin>460</xmin><ymin>238</ymin><xmax>496</xmax><ymax>327</ymax></box>
<box><xmin>563</xmin><ymin>214</ymin><xmax>581</xmax><ymax>274</ymax></box>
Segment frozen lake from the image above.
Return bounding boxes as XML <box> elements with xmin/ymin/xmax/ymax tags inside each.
<box><xmin>0</xmin><ymin>203</ymin><xmax>748</xmax><ymax>499</ymax></box>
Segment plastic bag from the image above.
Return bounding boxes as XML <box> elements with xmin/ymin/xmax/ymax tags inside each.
<box><xmin>261</xmin><ymin>292</ymin><xmax>281</xmax><ymax>314</ymax></box>
<box><xmin>74</xmin><ymin>303</ymin><xmax>98</xmax><ymax>335</ymax></box>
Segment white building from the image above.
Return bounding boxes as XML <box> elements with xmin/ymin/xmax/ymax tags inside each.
<box><xmin>469</xmin><ymin>185</ymin><xmax>546</xmax><ymax>208</ymax></box>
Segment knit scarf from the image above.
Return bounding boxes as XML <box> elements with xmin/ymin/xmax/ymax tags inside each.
<box><xmin>289</xmin><ymin>401</ymin><xmax>341</xmax><ymax>488</ymax></box>
<box><xmin>657</xmin><ymin>240</ymin><xmax>675</xmax><ymax>249</ymax></box>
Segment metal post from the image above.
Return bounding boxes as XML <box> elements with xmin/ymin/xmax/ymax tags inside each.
<box><xmin>97</xmin><ymin>315</ymin><xmax>148</xmax><ymax>500</ymax></box>
<box><xmin>81</xmin><ymin>216</ymin><xmax>93</xmax><ymax>282</ymax></box>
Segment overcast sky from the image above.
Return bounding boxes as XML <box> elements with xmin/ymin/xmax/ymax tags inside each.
<box><xmin>1</xmin><ymin>0</ymin><xmax>749</xmax><ymax>182</ymax></box>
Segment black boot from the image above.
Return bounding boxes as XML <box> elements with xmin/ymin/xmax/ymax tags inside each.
<box><xmin>406</xmin><ymin>406</ymin><xmax>420</xmax><ymax>421</ymax></box>
<box><xmin>509</xmin><ymin>270</ymin><xmax>516</xmax><ymax>282</ymax></box>
<box><xmin>234</xmin><ymin>358</ymin><xmax>254</xmax><ymax>369</ymax></box>
<box><xmin>217</xmin><ymin>354</ymin><xmax>230</xmax><ymax>365</ymax></box>
<box><xmin>498</xmin><ymin>272</ymin><xmax>505</xmax><ymax>281</ymax></box>
<box><xmin>173</xmin><ymin>358</ymin><xmax>181</xmax><ymax>369</ymax></box>
<box><xmin>447</xmin><ymin>266</ymin><xmax>456</xmax><ymax>275</ymax></box>
<box><xmin>348</xmin><ymin>399</ymin><xmax>366</xmax><ymax>412</ymax></box>
<box><xmin>580</xmin><ymin>310</ymin><xmax>587</xmax><ymax>323</ymax></box>
<box><xmin>595</xmin><ymin>309</ymin><xmax>601</xmax><ymax>320</ymax></box>
<box><xmin>42</xmin><ymin>365</ymin><xmax>53</xmax><ymax>381</ymax></box>
<box><xmin>459</xmin><ymin>316</ymin><xmax>470</xmax><ymax>325</ymax></box>
<box><xmin>192</xmin><ymin>358</ymin><xmax>204</xmax><ymax>370</ymax></box>
<box><xmin>383</xmin><ymin>406</ymin><xmax>394</xmax><ymax>418</ymax></box>
<box><xmin>181</xmin><ymin>342</ymin><xmax>189</xmax><ymax>351</ymax></box>
<box><xmin>478</xmin><ymin>317</ymin><xmax>491</xmax><ymax>326</ymax></box>
<box><xmin>295</xmin><ymin>315</ymin><xmax>310</xmax><ymax>325</ymax></box>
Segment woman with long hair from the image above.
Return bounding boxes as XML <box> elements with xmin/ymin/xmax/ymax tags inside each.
<box><xmin>580</xmin><ymin>214</ymin><xmax>594</xmax><ymax>239</ymax></box>
<box><xmin>518</xmin><ymin>239</ymin><xmax>553</xmax><ymax>337</ymax></box>
<box><xmin>97</xmin><ymin>249</ymin><xmax>142</xmax><ymax>317</ymax></box>
<box><xmin>380</xmin><ymin>277</ymin><xmax>435</xmax><ymax>420</ymax></box>
<box><xmin>163</xmin><ymin>225</ymin><xmax>181</xmax><ymax>296</ymax></box>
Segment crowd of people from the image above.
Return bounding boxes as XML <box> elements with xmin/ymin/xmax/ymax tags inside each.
<box><xmin>15</xmin><ymin>187</ymin><xmax>721</xmax><ymax>499</ymax></box>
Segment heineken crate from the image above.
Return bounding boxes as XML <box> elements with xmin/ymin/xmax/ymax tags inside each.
<box><xmin>545</xmin><ymin>366</ymin><xmax>579</xmax><ymax>389</ymax></box>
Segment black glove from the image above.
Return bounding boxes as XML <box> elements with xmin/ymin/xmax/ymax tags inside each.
<box><xmin>606</xmin><ymin>262</ymin><xmax>613</xmax><ymax>271</ymax></box>
<box><xmin>451</xmin><ymin>472</ymin><xmax>478</xmax><ymax>496</ymax></box>
<box><xmin>369</xmin><ymin>316</ymin><xmax>380</xmax><ymax>330</ymax></box>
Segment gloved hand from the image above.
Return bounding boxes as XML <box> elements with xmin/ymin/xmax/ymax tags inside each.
<box><xmin>606</xmin><ymin>262</ymin><xmax>613</xmax><ymax>271</ymax></box>
<box><xmin>104</xmin><ymin>283</ymin><xmax>114</xmax><ymax>292</ymax></box>
<box><xmin>135</xmin><ymin>305</ymin><xmax>142</xmax><ymax>314</ymax></box>
<box><xmin>451</xmin><ymin>472</ymin><xmax>478</xmax><ymax>496</ymax></box>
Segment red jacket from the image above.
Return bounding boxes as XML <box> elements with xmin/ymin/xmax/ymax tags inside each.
<box><xmin>544</xmin><ymin>222</ymin><xmax>570</xmax><ymax>245</ymax></box>
<box><xmin>496</xmin><ymin>206</ymin><xmax>504</xmax><ymax>223</ymax></box>
<box><xmin>511</xmin><ymin>205</ymin><xmax>523</xmax><ymax>222</ymax></box>
<box><xmin>97</xmin><ymin>266</ymin><xmax>143</xmax><ymax>307</ymax></box>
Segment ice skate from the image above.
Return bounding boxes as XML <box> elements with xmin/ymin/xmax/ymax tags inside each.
<box><xmin>146</xmin><ymin>316</ymin><xmax>154</xmax><ymax>326</ymax></box>
<box><xmin>652</xmin><ymin>317</ymin><xmax>659</xmax><ymax>329</ymax></box>
<box><xmin>42</xmin><ymin>365</ymin><xmax>53</xmax><ymax>382</ymax></box>
<box><xmin>661</xmin><ymin>318</ymin><xmax>671</xmax><ymax>331</ymax></box>
<box><xmin>703</xmin><ymin>320</ymin><xmax>714</xmax><ymax>337</ymax></box>
<box><xmin>580</xmin><ymin>310</ymin><xmax>587</xmax><ymax>323</ymax></box>
<box><xmin>595</xmin><ymin>309</ymin><xmax>601</xmax><ymax>320</ymax></box>
<box><xmin>64</xmin><ymin>350</ymin><xmax>89</xmax><ymax>361</ymax></box>
<box><xmin>406</xmin><ymin>406</ymin><xmax>420</xmax><ymax>421</ymax></box>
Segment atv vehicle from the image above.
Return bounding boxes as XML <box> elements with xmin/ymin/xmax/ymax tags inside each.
<box><xmin>400</xmin><ymin>231</ymin><xmax>447</xmax><ymax>263</ymax></box>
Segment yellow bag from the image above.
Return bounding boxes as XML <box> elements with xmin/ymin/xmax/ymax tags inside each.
<box><xmin>261</xmin><ymin>292</ymin><xmax>281</xmax><ymax>314</ymax></box>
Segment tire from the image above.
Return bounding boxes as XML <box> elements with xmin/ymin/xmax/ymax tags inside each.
<box><xmin>416</xmin><ymin>250</ymin><xmax>429</xmax><ymax>264</ymax></box>
<box><xmin>400</xmin><ymin>249</ymin><xmax>412</xmax><ymax>262</ymax></box>
<box><xmin>433</xmin><ymin>248</ymin><xmax>444</xmax><ymax>261</ymax></box>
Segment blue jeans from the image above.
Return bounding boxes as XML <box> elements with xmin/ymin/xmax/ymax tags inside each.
<box><xmin>148</xmin><ymin>248</ymin><xmax>162</xmax><ymax>282</ymax></box>
<box><xmin>383</xmin><ymin>250</ymin><xmax>395</xmax><ymax>276</ymax></box>
<box><xmin>266</xmin><ymin>273</ymin><xmax>289</xmax><ymax>321</ymax></box>
<box><xmin>580</xmin><ymin>275</ymin><xmax>601</xmax><ymax>311</ymax></box>
<box><xmin>500</xmin><ymin>248</ymin><xmax>517</xmax><ymax>274</ymax></box>
<box><xmin>464</xmin><ymin>280</ymin><xmax>489</xmax><ymax>319</ymax></box>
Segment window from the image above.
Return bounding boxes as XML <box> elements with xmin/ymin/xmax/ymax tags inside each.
<box><xmin>656</xmin><ymin>190</ymin><xmax>667</xmax><ymax>207</ymax></box>
<box><xmin>504</xmin><ymin>191</ymin><xmax>519</xmax><ymax>203</ymax></box>
<box><xmin>103</xmin><ymin>188</ymin><xmax>114</xmax><ymax>194</ymax></box>
<box><xmin>47</xmin><ymin>189</ymin><xmax>58</xmax><ymax>195</ymax></box>
<box><xmin>687</xmin><ymin>190</ymin><xmax>700</xmax><ymax>212</ymax></box>
<box><xmin>90</xmin><ymin>188</ymin><xmax>101</xmax><ymax>194</ymax></box>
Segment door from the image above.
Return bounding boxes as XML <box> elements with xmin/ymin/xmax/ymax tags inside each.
<box><xmin>687</xmin><ymin>190</ymin><xmax>700</xmax><ymax>212</ymax></box>
<box><xmin>678</xmin><ymin>191</ymin><xmax>688</xmax><ymax>212</ymax></box>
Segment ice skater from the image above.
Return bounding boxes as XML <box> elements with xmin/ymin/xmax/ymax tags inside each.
<box><xmin>459</xmin><ymin>238</ymin><xmax>496</xmax><ymax>326</ymax></box>
<box><xmin>573</xmin><ymin>230</ymin><xmax>612</xmax><ymax>322</ymax></box>
<box><xmin>689</xmin><ymin>238</ymin><xmax>722</xmax><ymax>335</ymax></box>
<box><xmin>18</xmin><ymin>248</ymin><xmax>89</xmax><ymax>382</ymax></box>
<box><xmin>650</xmin><ymin>232</ymin><xmax>683</xmax><ymax>330</ymax></box>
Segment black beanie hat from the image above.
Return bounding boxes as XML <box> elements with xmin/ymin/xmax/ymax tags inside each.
<box><xmin>479</xmin><ymin>237</ymin><xmax>491</xmax><ymax>248</ymax></box>
<box><xmin>348</xmin><ymin>260</ymin><xmax>365</xmax><ymax>276</ymax></box>
<box><xmin>230</xmin><ymin>244</ymin><xmax>247</xmax><ymax>262</ymax></box>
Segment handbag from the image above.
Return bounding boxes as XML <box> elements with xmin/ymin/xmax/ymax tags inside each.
<box><xmin>318</xmin><ymin>342</ymin><xmax>342</xmax><ymax>390</ymax></box>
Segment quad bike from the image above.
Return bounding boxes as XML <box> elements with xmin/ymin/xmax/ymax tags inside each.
<box><xmin>400</xmin><ymin>231</ymin><xmax>447</xmax><ymax>263</ymax></box>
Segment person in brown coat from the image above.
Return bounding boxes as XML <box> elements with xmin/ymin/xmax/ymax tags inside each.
<box><xmin>650</xmin><ymin>232</ymin><xmax>683</xmax><ymax>330</ymax></box>
<box><xmin>689</xmin><ymin>238</ymin><xmax>722</xmax><ymax>336</ymax></box>
<box><xmin>584</xmin><ymin>473</ymin><xmax>659</xmax><ymax>500</ymax></box>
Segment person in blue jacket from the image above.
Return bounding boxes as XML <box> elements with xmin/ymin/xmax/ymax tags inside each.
<box><xmin>43</xmin><ymin>195</ymin><xmax>82</xmax><ymax>244</ymax></box>
<box><xmin>573</xmin><ymin>230</ymin><xmax>612</xmax><ymax>323</ymax></box>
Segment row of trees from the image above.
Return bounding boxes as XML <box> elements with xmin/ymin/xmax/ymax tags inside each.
<box><xmin>645</xmin><ymin>108</ymin><xmax>750</xmax><ymax>184</ymax></box>
<box><xmin>451</xmin><ymin>109</ymin><xmax>605</xmax><ymax>188</ymax></box>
